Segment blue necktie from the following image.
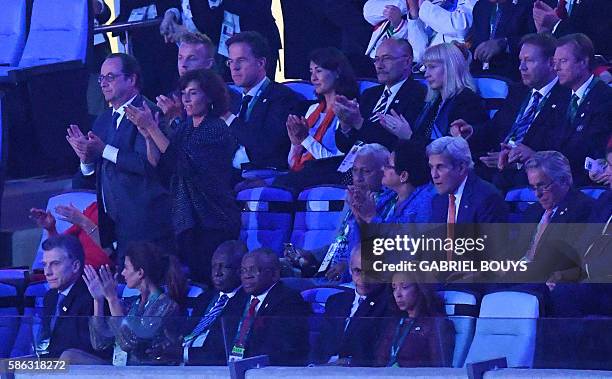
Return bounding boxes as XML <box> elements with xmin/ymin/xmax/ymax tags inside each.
<box><xmin>505</xmin><ymin>91</ymin><xmax>542</xmax><ymax>144</ymax></box>
<box><xmin>187</xmin><ymin>294</ymin><xmax>229</xmax><ymax>340</ymax></box>
<box><xmin>50</xmin><ymin>293</ymin><xmax>66</xmax><ymax>332</ymax></box>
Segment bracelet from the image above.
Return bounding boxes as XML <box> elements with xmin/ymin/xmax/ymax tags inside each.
<box><xmin>87</xmin><ymin>225</ymin><xmax>98</xmax><ymax>236</ymax></box>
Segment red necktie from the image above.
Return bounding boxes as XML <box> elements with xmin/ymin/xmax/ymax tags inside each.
<box><xmin>235</xmin><ymin>297</ymin><xmax>260</xmax><ymax>347</ymax></box>
<box><xmin>555</xmin><ymin>0</ymin><xmax>568</xmax><ymax>19</ymax></box>
<box><xmin>446</xmin><ymin>194</ymin><xmax>456</xmax><ymax>261</ymax></box>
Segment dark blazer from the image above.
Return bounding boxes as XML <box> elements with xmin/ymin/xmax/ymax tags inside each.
<box><xmin>316</xmin><ymin>286</ymin><xmax>392</xmax><ymax>366</ymax></box>
<box><xmin>553</xmin><ymin>0</ymin><xmax>612</xmax><ymax>60</ymax></box>
<box><xmin>242</xmin><ymin>282</ymin><xmax>311</xmax><ymax>366</ymax></box>
<box><xmin>223</xmin><ymin>0</ymin><xmax>282</xmax><ymax>51</ymax></box>
<box><xmin>510</xmin><ymin>189</ymin><xmax>595</xmax><ymax>282</ymax></box>
<box><xmin>558</xmin><ymin>79</ymin><xmax>612</xmax><ymax>186</ymax></box>
<box><xmin>185</xmin><ymin>289</ymin><xmax>249</xmax><ymax>365</ymax></box>
<box><xmin>92</xmin><ymin>95</ymin><xmax>172</xmax><ymax>249</ymax></box>
<box><xmin>229</xmin><ymin>80</ymin><xmax>303</xmax><ymax>169</ymax></box>
<box><xmin>189</xmin><ymin>1</ymin><xmax>224</xmax><ymax>49</ymax></box>
<box><xmin>43</xmin><ymin>279</ymin><xmax>97</xmax><ymax>358</ymax></box>
<box><xmin>412</xmin><ymin>88</ymin><xmax>489</xmax><ymax>147</ymax></box>
<box><xmin>335</xmin><ymin>78</ymin><xmax>427</xmax><ymax>153</ymax></box>
<box><xmin>470</xmin><ymin>0</ymin><xmax>536</xmax><ymax>79</ymax></box>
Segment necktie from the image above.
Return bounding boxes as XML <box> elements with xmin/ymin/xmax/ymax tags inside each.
<box><xmin>369</xmin><ymin>89</ymin><xmax>392</xmax><ymax>122</ymax></box>
<box><xmin>526</xmin><ymin>209</ymin><xmax>553</xmax><ymax>261</ymax></box>
<box><xmin>50</xmin><ymin>293</ymin><xmax>66</xmax><ymax>332</ymax></box>
<box><xmin>187</xmin><ymin>294</ymin><xmax>229</xmax><ymax>341</ymax></box>
<box><xmin>345</xmin><ymin>296</ymin><xmax>365</xmax><ymax>331</ymax></box>
<box><xmin>556</xmin><ymin>0</ymin><xmax>569</xmax><ymax>19</ymax></box>
<box><xmin>112</xmin><ymin>111</ymin><xmax>121</xmax><ymax>129</ymax></box>
<box><xmin>489</xmin><ymin>4</ymin><xmax>503</xmax><ymax>39</ymax></box>
<box><xmin>567</xmin><ymin>94</ymin><xmax>580</xmax><ymax>124</ymax></box>
<box><xmin>446</xmin><ymin>194</ymin><xmax>456</xmax><ymax>261</ymax></box>
<box><xmin>505</xmin><ymin>91</ymin><xmax>542</xmax><ymax>144</ymax></box>
<box><xmin>238</xmin><ymin>95</ymin><xmax>253</xmax><ymax>121</ymax></box>
<box><xmin>235</xmin><ymin>297</ymin><xmax>260</xmax><ymax>347</ymax></box>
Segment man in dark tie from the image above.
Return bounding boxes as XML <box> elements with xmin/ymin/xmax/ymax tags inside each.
<box><xmin>40</xmin><ymin>235</ymin><xmax>106</xmax><ymax>359</ymax></box>
<box><xmin>315</xmin><ymin>245</ymin><xmax>392</xmax><ymax>366</ymax></box>
<box><xmin>334</xmin><ymin>38</ymin><xmax>426</xmax><ymax>153</ymax></box>
<box><xmin>228</xmin><ymin>248</ymin><xmax>311</xmax><ymax>366</ymax></box>
<box><xmin>222</xmin><ymin>31</ymin><xmax>302</xmax><ymax>172</ymax></box>
<box><xmin>66</xmin><ymin>53</ymin><xmax>173</xmax><ymax>265</ymax></box>
<box><xmin>452</xmin><ymin>33</ymin><xmax>571</xmax><ymax>190</ymax></box>
<box><xmin>553</xmin><ymin>33</ymin><xmax>612</xmax><ymax>186</ymax></box>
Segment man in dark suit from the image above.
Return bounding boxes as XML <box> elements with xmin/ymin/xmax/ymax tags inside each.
<box><xmin>554</xmin><ymin>33</ymin><xmax>612</xmax><ymax>186</ymax></box>
<box><xmin>67</xmin><ymin>53</ymin><xmax>173</xmax><ymax>263</ymax></box>
<box><xmin>40</xmin><ymin>235</ymin><xmax>105</xmax><ymax>359</ymax></box>
<box><xmin>222</xmin><ymin>31</ymin><xmax>302</xmax><ymax>171</ymax></box>
<box><xmin>533</xmin><ymin>0</ymin><xmax>611</xmax><ymax>60</ymax></box>
<box><xmin>228</xmin><ymin>248</ymin><xmax>311</xmax><ymax>366</ymax></box>
<box><xmin>470</xmin><ymin>0</ymin><xmax>538</xmax><ymax>80</ymax></box>
<box><xmin>427</xmin><ymin>137</ymin><xmax>508</xmax><ymax>272</ymax></box>
<box><xmin>335</xmin><ymin>38</ymin><xmax>426</xmax><ymax>153</ymax></box>
<box><xmin>453</xmin><ymin>33</ymin><xmax>571</xmax><ymax>190</ymax></box>
<box><xmin>315</xmin><ymin>245</ymin><xmax>392</xmax><ymax>366</ymax></box>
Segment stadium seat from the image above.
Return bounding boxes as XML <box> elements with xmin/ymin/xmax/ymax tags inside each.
<box><xmin>11</xmin><ymin>281</ymin><xmax>49</xmax><ymax>357</ymax></box>
<box><xmin>227</xmin><ymin>83</ymin><xmax>241</xmax><ymax>97</ymax></box>
<box><xmin>301</xmin><ymin>286</ymin><xmax>348</xmax><ymax>314</ymax></box>
<box><xmin>237</xmin><ymin>186</ymin><xmax>294</xmax><ymax>254</ymax></box>
<box><xmin>0</xmin><ymin>0</ymin><xmax>26</xmax><ymax>67</ymax></box>
<box><xmin>0</xmin><ymin>282</ymin><xmax>20</xmax><ymax>358</ymax></box>
<box><xmin>358</xmin><ymin>79</ymin><xmax>379</xmax><ymax>94</ymax></box>
<box><xmin>474</xmin><ymin>76</ymin><xmax>510</xmax><ymax>118</ymax></box>
<box><xmin>505</xmin><ymin>187</ymin><xmax>537</xmax><ymax>222</ymax></box>
<box><xmin>31</xmin><ymin>191</ymin><xmax>97</xmax><ymax>270</ymax></box>
<box><xmin>438</xmin><ymin>290</ymin><xmax>478</xmax><ymax>368</ymax></box>
<box><xmin>290</xmin><ymin>185</ymin><xmax>347</xmax><ymax>251</ymax></box>
<box><xmin>580</xmin><ymin>186</ymin><xmax>606</xmax><ymax>200</ymax></box>
<box><xmin>283</xmin><ymin>80</ymin><xmax>316</xmax><ymax>100</ymax></box>
<box><xmin>464</xmin><ymin>291</ymin><xmax>539</xmax><ymax>368</ymax></box>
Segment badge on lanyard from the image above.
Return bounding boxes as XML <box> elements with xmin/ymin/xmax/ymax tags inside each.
<box><xmin>112</xmin><ymin>343</ymin><xmax>128</xmax><ymax>366</ymax></box>
<box><xmin>228</xmin><ymin>345</ymin><xmax>245</xmax><ymax>362</ymax></box>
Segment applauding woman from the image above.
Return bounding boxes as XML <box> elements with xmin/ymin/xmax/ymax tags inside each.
<box><xmin>127</xmin><ymin>69</ymin><xmax>240</xmax><ymax>284</ymax></box>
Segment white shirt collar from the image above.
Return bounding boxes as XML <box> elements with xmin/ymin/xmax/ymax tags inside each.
<box><xmin>113</xmin><ymin>94</ymin><xmax>138</xmax><ymax>115</ymax></box>
<box><xmin>244</xmin><ymin>76</ymin><xmax>269</xmax><ymax>98</ymax></box>
<box><xmin>533</xmin><ymin>76</ymin><xmax>558</xmax><ymax>98</ymax></box>
<box><xmin>453</xmin><ymin>175</ymin><xmax>468</xmax><ymax>197</ymax></box>
<box><xmin>220</xmin><ymin>286</ymin><xmax>240</xmax><ymax>299</ymax></box>
<box><xmin>573</xmin><ymin>74</ymin><xmax>594</xmax><ymax>101</ymax></box>
<box><xmin>385</xmin><ymin>78</ymin><xmax>408</xmax><ymax>101</ymax></box>
<box><xmin>251</xmin><ymin>281</ymin><xmax>277</xmax><ymax>313</ymax></box>
<box><xmin>59</xmin><ymin>282</ymin><xmax>76</xmax><ymax>297</ymax></box>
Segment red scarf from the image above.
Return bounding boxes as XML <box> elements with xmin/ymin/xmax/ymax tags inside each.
<box><xmin>291</xmin><ymin>101</ymin><xmax>336</xmax><ymax>171</ymax></box>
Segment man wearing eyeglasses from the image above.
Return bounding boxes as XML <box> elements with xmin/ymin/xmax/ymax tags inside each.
<box><xmin>66</xmin><ymin>53</ymin><xmax>173</xmax><ymax>267</ymax></box>
<box><xmin>510</xmin><ymin>150</ymin><xmax>594</xmax><ymax>283</ymax></box>
<box><xmin>335</xmin><ymin>38</ymin><xmax>426</xmax><ymax>154</ymax></box>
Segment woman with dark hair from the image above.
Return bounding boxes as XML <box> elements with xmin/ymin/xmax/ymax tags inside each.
<box><xmin>66</xmin><ymin>242</ymin><xmax>186</xmax><ymax>365</ymax></box>
<box><xmin>350</xmin><ymin>140</ymin><xmax>436</xmax><ymax>224</ymax></box>
<box><xmin>374</xmin><ymin>272</ymin><xmax>454</xmax><ymax>367</ymax></box>
<box><xmin>132</xmin><ymin>69</ymin><xmax>240</xmax><ymax>284</ymax></box>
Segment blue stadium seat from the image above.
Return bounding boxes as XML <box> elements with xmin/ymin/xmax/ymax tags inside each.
<box><xmin>358</xmin><ymin>79</ymin><xmax>379</xmax><ymax>94</ymax></box>
<box><xmin>580</xmin><ymin>186</ymin><xmax>606</xmax><ymax>200</ymax></box>
<box><xmin>301</xmin><ymin>286</ymin><xmax>348</xmax><ymax>314</ymax></box>
<box><xmin>228</xmin><ymin>83</ymin><xmax>241</xmax><ymax>97</ymax></box>
<box><xmin>290</xmin><ymin>185</ymin><xmax>347</xmax><ymax>251</ymax></box>
<box><xmin>474</xmin><ymin>76</ymin><xmax>510</xmax><ymax>118</ymax></box>
<box><xmin>464</xmin><ymin>291</ymin><xmax>539</xmax><ymax>368</ymax></box>
<box><xmin>0</xmin><ymin>0</ymin><xmax>26</xmax><ymax>67</ymax></box>
<box><xmin>505</xmin><ymin>187</ymin><xmax>537</xmax><ymax>222</ymax></box>
<box><xmin>11</xmin><ymin>281</ymin><xmax>49</xmax><ymax>357</ymax></box>
<box><xmin>237</xmin><ymin>187</ymin><xmax>294</xmax><ymax>254</ymax></box>
<box><xmin>0</xmin><ymin>283</ymin><xmax>20</xmax><ymax>358</ymax></box>
<box><xmin>31</xmin><ymin>191</ymin><xmax>97</xmax><ymax>270</ymax></box>
<box><xmin>438</xmin><ymin>290</ymin><xmax>478</xmax><ymax>368</ymax></box>
<box><xmin>283</xmin><ymin>80</ymin><xmax>316</xmax><ymax>100</ymax></box>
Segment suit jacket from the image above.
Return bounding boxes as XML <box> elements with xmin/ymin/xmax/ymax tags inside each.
<box><xmin>553</xmin><ymin>0</ymin><xmax>612</xmax><ymax>60</ymax></box>
<box><xmin>229</xmin><ymin>80</ymin><xmax>303</xmax><ymax>169</ymax></box>
<box><xmin>510</xmin><ymin>189</ymin><xmax>595</xmax><ymax>282</ymax></box>
<box><xmin>43</xmin><ymin>279</ymin><xmax>99</xmax><ymax>358</ymax></box>
<box><xmin>185</xmin><ymin>288</ymin><xmax>249</xmax><ymax>365</ymax></box>
<box><xmin>558</xmin><ymin>79</ymin><xmax>612</xmax><ymax>186</ymax></box>
<box><xmin>470</xmin><ymin>0</ymin><xmax>536</xmax><ymax>79</ymax></box>
<box><xmin>335</xmin><ymin>78</ymin><xmax>427</xmax><ymax>153</ymax></box>
<box><xmin>92</xmin><ymin>95</ymin><xmax>172</xmax><ymax>248</ymax></box>
<box><xmin>316</xmin><ymin>286</ymin><xmax>392</xmax><ymax>366</ymax></box>
<box><xmin>223</xmin><ymin>0</ymin><xmax>282</xmax><ymax>51</ymax></box>
<box><xmin>242</xmin><ymin>282</ymin><xmax>311</xmax><ymax>366</ymax></box>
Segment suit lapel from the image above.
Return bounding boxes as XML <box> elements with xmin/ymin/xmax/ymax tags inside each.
<box><xmin>456</xmin><ymin>174</ymin><xmax>475</xmax><ymax>224</ymax></box>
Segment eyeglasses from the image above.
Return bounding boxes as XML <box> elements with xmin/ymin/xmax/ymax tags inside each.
<box><xmin>97</xmin><ymin>72</ymin><xmax>127</xmax><ymax>84</ymax></box>
<box><xmin>239</xmin><ymin>266</ymin><xmax>272</xmax><ymax>276</ymax></box>
<box><xmin>530</xmin><ymin>180</ymin><xmax>555</xmax><ymax>193</ymax></box>
<box><xmin>225</xmin><ymin>57</ymin><xmax>251</xmax><ymax>67</ymax></box>
<box><xmin>371</xmin><ymin>55</ymin><xmax>408</xmax><ymax>65</ymax></box>
<box><xmin>383</xmin><ymin>164</ymin><xmax>396</xmax><ymax>170</ymax></box>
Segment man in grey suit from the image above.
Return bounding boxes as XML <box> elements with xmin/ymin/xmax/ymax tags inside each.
<box><xmin>66</xmin><ymin>53</ymin><xmax>173</xmax><ymax>264</ymax></box>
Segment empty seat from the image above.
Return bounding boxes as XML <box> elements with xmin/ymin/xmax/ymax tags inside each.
<box><xmin>283</xmin><ymin>80</ymin><xmax>316</xmax><ymax>100</ymax></box>
<box><xmin>237</xmin><ymin>187</ymin><xmax>294</xmax><ymax>254</ymax></box>
<box><xmin>439</xmin><ymin>290</ymin><xmax>478</xmax><ymax>368</ymax></box>
<box><xmin>0</xmin><ymin>282</ymin><xmax>20</xmax><ymax>358</ymax></box>
<box><xmin>290</xmin><ymin>185</ymin><xmax>347</xmax><ymax>251</ymax></box>
<box><xmin>11</xmin><ymin>281</ymin><xmax>49</xmax><ymax>357</ymax></box>
<box><xmin>464</xmin><ymin>291</ymin><xmax>539</xmax><ymax>368</ymax></box>
<box><xmin>0</xmin><ymin>0</ymin><xmax>26</xmax><ymax>67</ymax></box>
<box><xmin>31</xmin><ymin>191</ymin><xmax>97</xmax><ymax>270</ymax></box>
<box><xmin>474</xmin><ymin>76</ymin><xmax>510</xmax><ymax>118</ymax></box>
<box><xmin>301</xmin><ymin>286</ymin><xmax>348</xmax><ymax>314</ymax></box>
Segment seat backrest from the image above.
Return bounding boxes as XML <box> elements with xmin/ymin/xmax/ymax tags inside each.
<box><xmin>0</xmin><ymin>0</ymin><xmax>26</xmax><ymax>66</ymax></box>
<box><xmin>11</xmin><ymin>281</ymin><xmax>49</xmax><ymax>357</ymax></box>
<box><xmin>31</xmin><ymin>191</ymin><xmax>97</xmax><ymax>270</ymax></box>
<box><xmin>505</xmin><ymin>187</ymin><xmax>537</xmax><ymax>222</ymax></box>
<box><xmin>465</xmin><ymin>291</ymin><xmax>539</xmax><ymax>368</ymax></box>
<box><xmin>283</xmin><ymin>80</ymin><xmax>316</xmax><ymax>100</ymax></box>
<box><xmin>358</xmin><ymin>79</ymin><xmax>379</xmax><ymax>94</ymax></box>
<box><xmin>0</xmin><ymin>283</ymin><xmax>19</xmax><ymax>358</ymax></box>
<box><xmin>438</xmin><ymin>290</ymin><xmax>478</xmax><ymax>317</ymax></box>
<box><xmin>301</xmin><ymin>286</ymin><xmax>347</xmax><ymax>314</ymax></box>
<box><xmin>580</xmin><ymin>186</ymin><xmax>606</xmax><ymax>200</ymax></box>
<box><xmin>438</xmin><ymin>290</ymin><xmax>478</xmax><ymax>368</ymax></box>
<box><xmin>291</xmin><ymin>186</ymin><xmax>347</xmax><ymax>251</ymax></box>
<box><xmin>474</xmin><ymin>76</ymin><xmax>510</xmax><ymax>118</ymax></box>
<box><xmin>19</xmin><ymin>0</ymin><xmax>89</xmax><ymax>67</ymax></box>
<box><xmin>237</xmin><ymin>187</ymin><xmax>294</xmax><ymax>254</ymax></box>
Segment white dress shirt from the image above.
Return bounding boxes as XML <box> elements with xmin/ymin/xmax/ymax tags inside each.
<box><xmin>448</xmin><ymin>175</ymin><xmax>468</xmax><ymax>223</ymax></box>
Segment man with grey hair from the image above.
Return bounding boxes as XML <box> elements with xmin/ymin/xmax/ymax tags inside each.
<box><xmin>511</xmin><ymin>150</ymin><xmax>594</xmax><ymax>283</ymax></box>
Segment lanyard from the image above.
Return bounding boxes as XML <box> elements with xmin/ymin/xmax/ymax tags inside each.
<box><xmin>244</xmin><ymin>78</ymin><xmax>270</xmax><ymax>121</ymax></box>
<box><xmin>232</xmin><ymin>298</ymin><xmax>256</xmax><ymax>348</ymax></box>
<box><xmin>567</xmin><ymin>77</ymin><xmax>598</xmax><ymax>119</ymax></box>
<box><xmin>388</xmin><ymin>317</ymin><xmax>416</xmax><ymax>366</ymax></box>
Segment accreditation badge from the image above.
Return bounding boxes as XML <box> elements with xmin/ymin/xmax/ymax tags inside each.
<box><xmin>228</xmin><ymin>345</ymin><xmax>245</xmax><ymax>362</ymax></box>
